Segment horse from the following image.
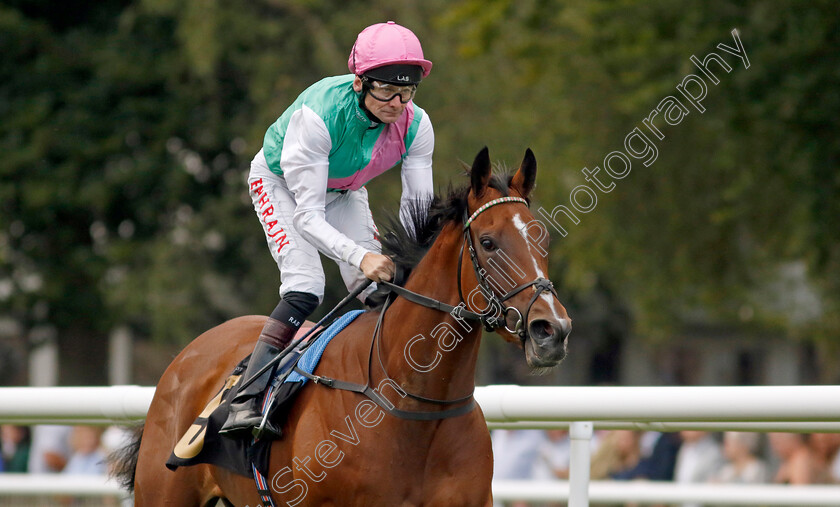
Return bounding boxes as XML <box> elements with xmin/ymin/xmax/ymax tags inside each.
<box><xmin>113</xmin><ymin>147</ymin><xmax>571</xmax><ymax>506</ymax></box>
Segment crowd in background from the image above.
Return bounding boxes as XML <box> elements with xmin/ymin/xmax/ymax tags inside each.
<box><xmin>3</xmin><ymin>424</ymin><xmax>840</xmax><ymax>505</ymax></box>
<box><xmin>0</xmin><ymin>424</ymin><xmax>130</xmax><ymax>476</ymax></box>
<box><xmin>4</xmin><ymin>425</ymin><xmax>840</xmax><ymax>482</ymax></box>
<box><xmin>0</xmin><ymin>424</ymin><xmax>133</xmax><ymax>505</ymax></box>
<box><xmin>492</xmin><ymin>428</ymin><xmax>840</xmax><ymax>506</ymax></box>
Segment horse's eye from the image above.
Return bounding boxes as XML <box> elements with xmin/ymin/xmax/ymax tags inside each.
<box><xmin>480</xmin><ymin>238</ymin><xmax>496</xmax><ymax>251</ymax></box>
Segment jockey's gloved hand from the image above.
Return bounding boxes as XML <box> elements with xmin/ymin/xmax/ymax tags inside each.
<box><xmin>360</xmin><ymin>252</ymin><xmax>394</xmax><ymax>283</ymax></box>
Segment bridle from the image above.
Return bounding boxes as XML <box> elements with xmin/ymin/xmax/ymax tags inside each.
<box><xmin>298</xmin><ymin>195</ymin><xmax>562</xmax><ymax>421</ymax></box>
<box><xmin>458</xmin><ymin>196</ymin><xmax>559</xmax><ymax>340</ymax></box>
<box><xmin>383</xmin><ymin>195</ymin><xmax>560</xmax><ymax>341</ymax></box>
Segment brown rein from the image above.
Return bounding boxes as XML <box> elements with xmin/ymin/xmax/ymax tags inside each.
<box><xmin>295</xmin><ymin>197</ymin><xmax>560</xmax><ymax>421</ymax></box>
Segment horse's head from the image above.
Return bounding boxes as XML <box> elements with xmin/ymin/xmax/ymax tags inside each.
<box><xmin>463</xmin><ymin>147</ymin><xmax>571</xmax><ymax>369</ymax></box>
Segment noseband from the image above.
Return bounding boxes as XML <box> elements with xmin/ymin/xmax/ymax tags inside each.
<box><xmin>304</xmin><ymin>196</ymin><xmax>562</xmax><ymax>421</ymax></box>
<box><xmin>383</xmin><ymin>196</ymin><xmax>559</xmax><ymax>341</ymax></box>
<box><xmin>458</xmin><ymin>196</ymin><xmax>559</xmax><ymax>340</ymax></box>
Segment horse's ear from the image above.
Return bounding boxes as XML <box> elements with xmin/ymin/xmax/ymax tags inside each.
<box><xmin>470</xmin><ymin>147</ymin><xmax>492</xmax><ymax>198</ymax></box>
<box><xmin>510</xmin><ymin>148</ymin><xmax>537</xmax><ymax>198</ymax></box>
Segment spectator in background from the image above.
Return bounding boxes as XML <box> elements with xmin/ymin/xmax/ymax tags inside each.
<box><xmin>62</xmin><ymin>426</ymin><xmax>107</xmax><ymax>475</ymax></box>
<box><xmin>674</xmin><ymin>431</ymin><xmax>724</xmax><ymax>481</ymax></box>
<box><xmin>101</xmin><ymin>426</ymin><xmax>132</xmax><ymax>455</ymax></box>
<box><xmin>492</xmin><ymin>429</ymin><xmax>546</xmax><ymax>479</ymax></box>
<box><xmin>611</xmin><ymin>431</ymin><xmax>681</xmax><ymax>481</ymax></box>
<box><xmin>590</xmin><ymin>430</ymin><xmax>642</xmax><ymax>479</ymax></box>
<box><xmin>673</xmin><ymin>431</ymin><xmax>724</xmax><ymax>507</ymax></box>
<box><xmin>638</xmin><ymin>431</ymin><xmax>661</xmax><ymax>460</ymax></box>
<box><xmin>101</xmin><ymin>425</ymin><xmax>134</xmax><ymax>476</ymax></box>
<box><xmin>1</xmin><ymin>425</ymin><xmax>31</xmax><ymax>473</ymax></box>
<box><xmin>809</xmin><ymin>432</ymin><xmax>840</xmax><ymax>483</ymax></box>
<box><xmin>533</xmin><ymin>429</ymin><xmax>572</xmax><ymax>480</ymax></box>
<box><xmin>28</xmin><ymin>425</ymin><xmax>72</xmax><ymax>474</ymax></box>
<box><xmin>491</xmin><ymin>429</ymin><xmax>546</xmax><ymax>507</ymax></box>
<box><xmin>768</xmin><ymin>432</ymin><xmax>827</xmax><ymax>484</ymax></box>
<box><xmin>712</xmin><ymin>431</ymin><xmax>769</xmax><ymax>483</ymax></box>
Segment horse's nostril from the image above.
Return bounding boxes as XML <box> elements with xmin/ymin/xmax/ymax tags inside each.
<box><xmin>528</xmin><ymin>319</ymin><xmax>572</xmax><ymax>343</ymax></box>
<box><xmin>528</xmin><ymin>319</ymin><xmax>555</xmax><ymax>342</ymax></box>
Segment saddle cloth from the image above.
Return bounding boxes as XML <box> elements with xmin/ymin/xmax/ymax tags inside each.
<box><xmin>165</xmin><ymin>310</ymin><xmax>364</xmax><ymax>478</ymax></box>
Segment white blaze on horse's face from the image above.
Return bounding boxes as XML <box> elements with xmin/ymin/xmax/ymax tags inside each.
<box><xmin>479</xmin><ymin>207</ymin><xmax>569</xmax><ymax>369</ymax></box>
<box><xmin>466</xmin><ymin>147</ymin><xmax>570</xmax><ymax>369</ymax></box>
<box><xmin>512</xmin><ymin>213</ymin><xmax>566</xmax><ymax>323</ymax></box>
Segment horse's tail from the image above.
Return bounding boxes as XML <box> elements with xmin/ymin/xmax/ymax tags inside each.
<box><xmin>108</xmin><ymin>424</ymin><xmax>144</xmax><ymax>493</ymax></box>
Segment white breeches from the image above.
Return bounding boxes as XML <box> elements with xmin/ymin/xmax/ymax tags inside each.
<box><xmin>249</xmin><ymin>154</ymin><xmax>380</xmax><ymax>302</ymax></box>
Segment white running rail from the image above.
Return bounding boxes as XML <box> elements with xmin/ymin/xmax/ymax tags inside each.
<box><xmin>2</xmin><ymin>384</ymin><xmax>840</xmax><ymax>506</ymax></box>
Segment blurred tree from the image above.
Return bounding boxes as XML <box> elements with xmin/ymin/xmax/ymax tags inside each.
<box><xmin>1</xmin><ymin>0</ymin><xmax>837</xmax><ymax>384</ymax></box>
<box><xmin>0</xmin><ymin>0</ymin><xmax>461</xmax><ymax>382</ymax></box>
<box><xmin>0</xmin><ymin>0</ymin><xmax>275</xmax><ymax>382</ymax></box>
<box><xmin>441</xmin><ymin>0</ymin><xmax>840</xmax><ymax>372</ymax></box>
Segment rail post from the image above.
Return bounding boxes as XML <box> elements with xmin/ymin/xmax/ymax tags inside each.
<box><xmin>568</xmin><ymin>421</ymin><xmax>593</xmax><ymax>507</ymax></box>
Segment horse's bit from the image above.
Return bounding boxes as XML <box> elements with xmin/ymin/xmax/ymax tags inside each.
<box><xmin>298</xmin><ymin>196</ymin><xmax>561</xmax><ymax>421</ymax></box>
<box><xmin>458</xmin><ymin>196</ymin><xmax>560</xmax><ymax>340</ymax></box>
<box><xmin>385</xmin><ymin>195</ymin><xmax>560</xmax><ymax>341</ymax></box>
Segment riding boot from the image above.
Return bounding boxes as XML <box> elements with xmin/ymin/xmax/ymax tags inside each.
<box><xmin>219</xmin><ymin>318</ymin><xmax>295</xmax><ymax>439</ymax></box>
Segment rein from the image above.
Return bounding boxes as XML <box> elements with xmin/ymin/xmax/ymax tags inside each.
<box><xmin>460</xmin><ymin>197</ymin><xmax>559</xmax><ymax>340</ymax></box>
<box><xmin>385</xmin><ymin>196</ymin><xmax>559</xmax><ymax>339</ymax></box>
<box><xmin>294</xmin><ymin>196</ymin><xmax>561</xmax><ymax>421</ymax></box>
<box><xmin>295</xmin><ymin>298</ymin><xmax>476</xmax><ymax>421</ymax></box>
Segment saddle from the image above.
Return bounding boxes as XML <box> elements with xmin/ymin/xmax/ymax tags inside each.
<box><xmin>165</xmin><ymin>310</ymin><xmax>365</xmax><ymax>478</ymax></box>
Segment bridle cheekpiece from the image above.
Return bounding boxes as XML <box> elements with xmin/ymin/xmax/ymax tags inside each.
<box><xmin>458</xmin><ymin>196</ymin><xmax>559</xmax><ymax>340</ymax></box>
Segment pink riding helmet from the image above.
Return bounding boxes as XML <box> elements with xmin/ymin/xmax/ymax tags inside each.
<box><xmin>348</xmin><ymin>21</ymin><xmax>433</xmax><ymax>79</ymax></box>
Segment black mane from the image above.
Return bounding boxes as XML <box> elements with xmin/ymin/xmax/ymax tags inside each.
<box><xmin>380</xmin><ymin>173</ymin><xmax>516</xmax><ymax>275</ymax></box>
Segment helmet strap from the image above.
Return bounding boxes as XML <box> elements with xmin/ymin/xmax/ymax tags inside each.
<box><xmin>357</xmin><ymin>85</ymin><xmax>383</xmax><ymax>125</ymax></box>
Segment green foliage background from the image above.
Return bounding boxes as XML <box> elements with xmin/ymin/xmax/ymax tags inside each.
<box><xmin>1</xmin><ymin>0</ymin><xmax>837</xmax><ymax>383</ymax></box>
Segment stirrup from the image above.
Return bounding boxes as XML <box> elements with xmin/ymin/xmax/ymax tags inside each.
<box><xmin>253</xmin><ymin>414</ymin><xmax>283</xmax><ymax>440</ymax></box>
<box><xmin>219</xmin><ymin>405</ymin><xmax>282</xmax><ymax>440</ymax></box>
<box><xmin>218</xmin><ymin>406</ymin><xmax>261</xmax><ymax>438</ymax></box>
<box><xmin>249</xmin><ymin>356</ymin><xmax>301</xmax><ymax>440</ymax></box>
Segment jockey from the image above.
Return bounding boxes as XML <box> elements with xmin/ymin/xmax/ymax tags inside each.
<box><xmin>220</xmin><ymin>21</ymin><xmax>435</xmax><ymax>437</ymax></box>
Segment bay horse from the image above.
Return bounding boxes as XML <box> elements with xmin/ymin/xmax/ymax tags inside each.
<box><xmin>114</xmin><ymin>147</ymin><xmax>571</xmax><ymax>506</ymax></box>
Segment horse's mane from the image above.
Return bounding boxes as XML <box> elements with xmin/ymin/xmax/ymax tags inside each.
<box><xmin>381</xmin><ymin>172</ymin><xmax>516</xmax><ymax>276</ymax></box>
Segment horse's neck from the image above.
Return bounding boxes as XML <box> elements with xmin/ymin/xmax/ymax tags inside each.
<box><xmin>376</xmin><ymin>226</ymin><xmax>483</xmax><ymax>405</ymax></box>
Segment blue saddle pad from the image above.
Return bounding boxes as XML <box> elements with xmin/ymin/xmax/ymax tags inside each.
<box><xmin>285</xmin><ymin>309</ymin><xmax>364</xmax><ymax>384</ymax></box>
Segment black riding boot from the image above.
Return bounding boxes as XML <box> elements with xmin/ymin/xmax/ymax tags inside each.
<box><xmin>219</xmin><ymin>318</ymin><xmax>296</xmax><ymax>439</ymax></box>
